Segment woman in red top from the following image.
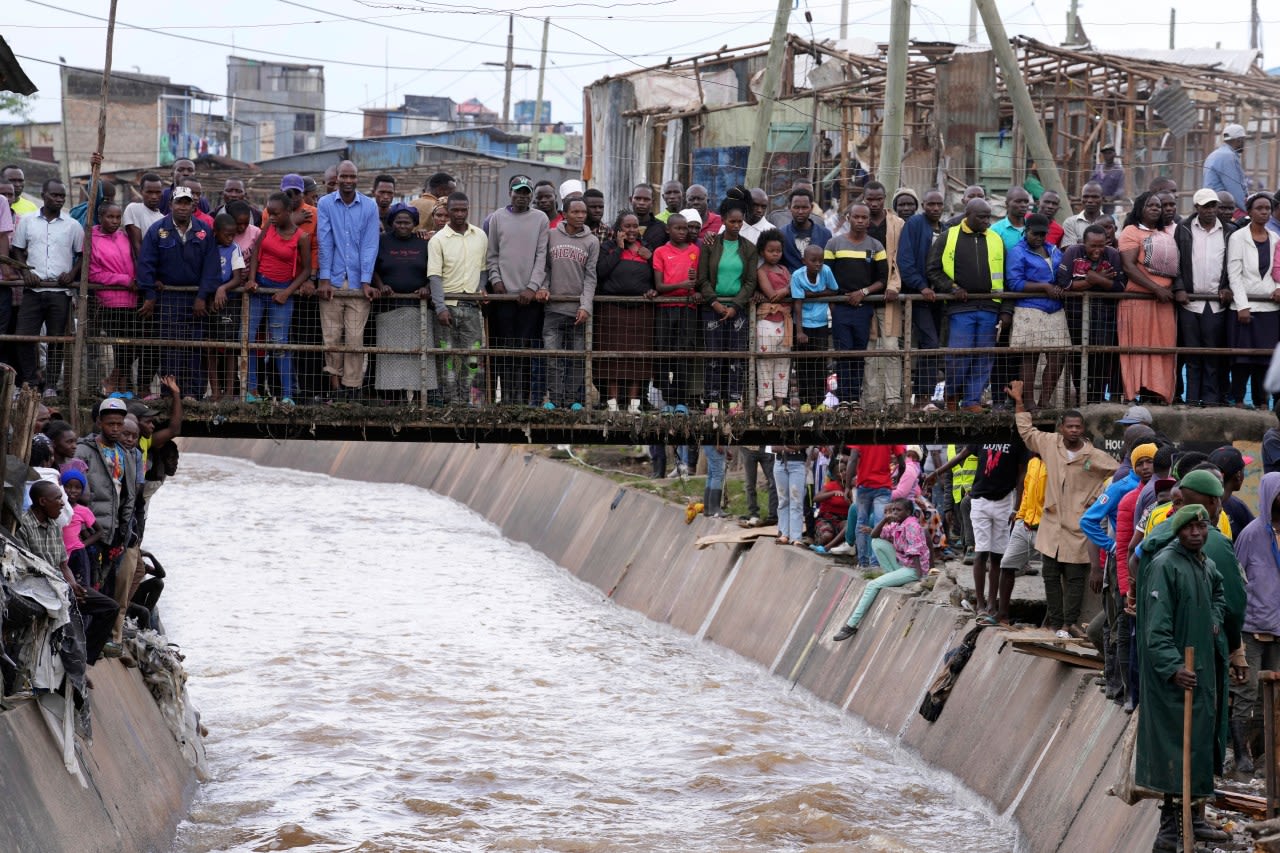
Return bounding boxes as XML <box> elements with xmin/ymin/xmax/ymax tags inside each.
<box><xmin>243</xmin><ymin>192</ymin><xmax>311</xmax><ymax>404</ymax></box>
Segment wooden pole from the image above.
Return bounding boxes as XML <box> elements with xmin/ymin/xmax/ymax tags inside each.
<box><xmin>745</xmin><ymin>0</ymin><xmax>793</xmax><ymax>189</ymax></box>
<box><xmin>877</xmin><ymin>0</ymin><xmax>910</xmax><ymax>192</ymax></box>
<box><xmin>69</xmin><ymin>0</ymin><xmax>120</xmax><ymax>434</ymax></box>
<box><xmin>975</xmin><ymin>0</ymin><xmax>1071</xmax><ymax>223</ymax></box>
<box><xmin>529</xmin><ymin>17</ymin><xmax>550</xmax><ymax>162</ymax></box>
<box><xmin>1183</xmin><ymin>645</ymin><xmax>1195</xmax><ymax>853</ymax></box>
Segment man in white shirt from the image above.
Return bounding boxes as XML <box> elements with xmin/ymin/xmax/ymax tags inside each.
<box><xmin>123</xmin><ymin>172</ymin><xmax>165</xmax><ymax>258</ymax></box>
<box><xmin>1061</xmin><ymin>182</ymin><xmax>1105</xmax><ymax>246</ymax></box>
<box><xmin>1172</xmin><ymin>188</ymin><xmax>1233</xmax><ymax>405</ymax></box>
<box><xmin>12</xmin><ymin>179</ymin><xmax>83</xmax><ymax>394</ymax></box>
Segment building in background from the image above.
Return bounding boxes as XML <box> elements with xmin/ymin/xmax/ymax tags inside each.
<box><xmin>0</xmin><ymin>120</ymin><xmax>59</xmax><ymax>162</ymax></box>
<box><xmin>226</xmin><ymin>56</ymin><xmax>325</xmax><ymax>163</ymax></box>
<box><xmin>60</xmin><ymin>64</ymin><xmax>224</xmax><ymax>178</ymax></box>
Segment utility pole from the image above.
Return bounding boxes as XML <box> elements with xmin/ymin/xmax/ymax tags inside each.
<box><xmin>1251</xmin><ymin>0</ymin><xmax>1260</xmax><ymax>51</ymax></box>
<box><xmin>1169</xmin><ymin>8</ymin><xmax>1175</xmax><ymax>50</ymax></box>
<box><xmin>839</xmin><ymin>0</ymin><xmax>847</xmax><ymax>40</ymax></box>
<box><xmin>975</xmin><ymin>0</ymin><xmax>1070</xmax><ymax>222</ymax></box>
<box><xmin>878</xmin><ymin>0</ymin><xmax>910</xmax><ymax>192</ymax></box>
<box><xmin>1066</xmin><ymin>0</ymin><xmax>1079</xmax><ymax>44</ymax></box>
<box><xmin>969</xmin><ymin>0</ymin><xmax>978</xmax><ymax>43</ymax></box>
<box><xmin>529</xmin><ymin>17</ymin><xmax>550</xmax><ymax>162</ymax></box>
<box><xmin>483</xmin><ymin>15</ymin><xmax>532</xmax><ymax>125</ymax></box>
<box><xmin>745</xmin><ymin>0</ymin><xmax>792</xmax><ymax>189</ymax></box>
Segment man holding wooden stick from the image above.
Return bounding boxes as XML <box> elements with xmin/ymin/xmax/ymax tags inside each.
<box><xmin>1136</xmin><ymin>502</ymin><xmax>1230</xmax><ymax>851</ymax></box>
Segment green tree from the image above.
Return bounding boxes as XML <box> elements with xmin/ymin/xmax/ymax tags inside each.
<box><xmin>0</xmin><ymin>93</ymin><xmax>37</xmax><ymax>161</ymax></box>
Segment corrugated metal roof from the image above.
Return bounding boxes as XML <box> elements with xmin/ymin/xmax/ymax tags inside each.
<box><xmin>0</xmin><ymin>36</ymin><xmax>37</xmax><ymax>95</ymax></box>
<box><xmin>1100</xmin><ymin>47</ymin><xmax>1261</xmax><ymax>76</ymax></box>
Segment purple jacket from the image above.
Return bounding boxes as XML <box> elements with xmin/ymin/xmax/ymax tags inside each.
<box><xmin>1235</xmin><ymin>471</ymin><xmax>1280</xmax><ymax>635</ymax></box>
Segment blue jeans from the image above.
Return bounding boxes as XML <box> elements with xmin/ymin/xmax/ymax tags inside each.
<box><xmin>946</xmin><ymin>310</ymin><xmax>997</xmax><ymax>407</ymax></box>
<box><xmin>848</xmin><ymin>486</ymin><xmax>890</xmax><ymax>565</ymax></box>
<box><xmin>773</xmin><ymin>458</ymin><xmax>806</xmax><ymax>540</ymax></box>
<box><xmin>703</xmin><ymin>445</ymin><xmax>726</xmax><ymax>489</ymax></box>
<box><xmin>246</xmin><ymin>288</ymin><xmax>296</xmax><ymax>400</ymax></box>
<box><xmin>831</xmin><ymin>302</ymin><xmax>873</xmax><ymax>403</ymax></box>
<box><xmin>541</xmin><ymin>311</ymin><xmax>585</xmax><ymax>406</ymax></box>
<box><xmin>701</xmin><ymin>308</ymin><xmax>748</xmax><ymax>402</ymax></box>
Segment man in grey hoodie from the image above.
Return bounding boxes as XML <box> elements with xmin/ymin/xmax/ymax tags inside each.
<box><xmin>486</xmin><ymin>175</ymin><xmax>549</xmax><ymax>405</ymax></box>
<box><xmin>538</xmin><ymin>197</ymin><xmax>598</xmax><ymax>408</ymax></box>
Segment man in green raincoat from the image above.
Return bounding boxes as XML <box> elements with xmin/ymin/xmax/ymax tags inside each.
<box><xmin>1136</xmin><ymin>502</ymin><xmax>1228</xmax><ymax>851</ymax></box>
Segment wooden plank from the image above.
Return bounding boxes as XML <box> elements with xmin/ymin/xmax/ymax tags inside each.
<box><xmin>1011</xmin><ymin>644</ymin><xmax>1104</xmax><ymax>670</ymax></box>
<box><xmin>1217</xmin><ymin>789</ymin><xmax>1267</xmax><ymax>821</ymax></box>
<box><xmin>694</xmin><ymin>526</ymin><xmax>780</xmax><ymax>549</ymax></box>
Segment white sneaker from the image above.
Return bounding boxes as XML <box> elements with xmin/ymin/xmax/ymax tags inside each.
<box><xmin>606</xmin><ymin>398</ymin><xmax>619</xmax><ymax>412</ymax></box>
<box><xmin>827</xmin><ymin>541</ymin><xmax>855</xmax><ymax>555</ymax></box>
<box><xmin>676</xmin><ymin>462</ymin><xmax>690</xmax><ymax>479</ymax></box>
<box><xmin>628</xmin><ymin>398</ymin><xmax>642</xmax><ymax>414</ymax></box>
<box><xmin>1055</xmin><ymin>629</ymin><xmax>1071</xmax><ymax>639</ymax></box>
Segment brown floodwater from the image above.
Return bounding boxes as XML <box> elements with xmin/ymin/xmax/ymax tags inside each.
<box><xmin>149</xmin><ymin>454</ymin><xmax>1020</xmax><ymax>853</ymax></box>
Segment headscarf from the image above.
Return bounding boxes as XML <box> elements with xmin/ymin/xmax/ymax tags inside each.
<box><xmin>386</xmin><ymin>202</ymin><xmax>419</xmax><ymax>226</ymax></box>
<box><xmin>1130</xmin><ymin>443</ymin><xmax>1157</xmax><ymax>466</ymax></box>
<box><xmin>1178</xmin><ymin>469</ymin><xmax>1224</xmax><ymax>498</ymax></box>
<box><xmin>1168</xmin><ymin>503</ymin><xmax>1209</xmax><ymax>534</ymax></box>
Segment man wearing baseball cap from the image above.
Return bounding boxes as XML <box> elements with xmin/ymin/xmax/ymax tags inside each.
<box><xmin>485</xmin><ymin>174</ymin><xmax>549</xmax><ymax>405</ymax></box>
<box><xmin>1203</xmin><ymin>123</ymin><xmax>1249</xmax><ymax>211</ymax></box>
<box><xmin>1172</xmin><ymin>188</ymin><xmax>1232</xmax><ymax>406</ymax></box>
<box><xmin>136</xmin><ymin>185</ymin><xmax>220</xmax><ymax>397</ymax></box>
<box><xmin>1115</xmin><ymin>404</ymin><xmax>1152</xmax><ymax>426</ymax></box>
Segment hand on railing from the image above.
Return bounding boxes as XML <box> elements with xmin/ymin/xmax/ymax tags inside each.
<box><xmin>316</xmin><ymin>280</ymin><xmax>334</xmax><ymax>301</ymax></box>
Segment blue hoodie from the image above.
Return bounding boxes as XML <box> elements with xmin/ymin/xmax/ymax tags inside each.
<box><xmin>897</xmin><ymin>211</ymin><xmax>942</xmax><ymax>293</ymax></box>
<box><xmin>1235</xmin><ymin>471</ymin><xmax>1280</xmax><ymax>635</ymax></box>
<box><xmin>1081</xmin><ymin>470</ymin><xmax>1140</xmax><ymax>554</ymax></box>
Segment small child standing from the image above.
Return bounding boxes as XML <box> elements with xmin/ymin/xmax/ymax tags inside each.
<box><xmin>754</xmin><ymin>229</ymin><xmax>792</xmax><ymax>410</ymax></box>
<box><xmin>209</xmin><ymin>213</ymin><xmax>248</xmax><ymax>400</ymax></box>
<box><xmin>60</xmin><ymin>469</ymin><xmax>98</xmax><ymax>588</ymax></box>
<box><xmin>790</xmin><ymin>243</ymin><xmax>838</xmax><ymax>408</ymax></box>
<box><xmin>832</xmin><ymin>498</ymin><xmax>931</xmax><ymax>642</ymax></box>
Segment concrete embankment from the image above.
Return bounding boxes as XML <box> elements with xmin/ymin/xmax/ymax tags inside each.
<box><xmin>187</xmin><ymin>438</ymin><xmax>1159</xmax><ymax>852</ymax></box>
<box><xmin>0</xmin><ymin>659</ymin><xmax>199</xmax><ymax>852</ymax></box>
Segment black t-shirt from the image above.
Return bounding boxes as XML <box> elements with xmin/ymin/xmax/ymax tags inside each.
<box><xmin>967</xmin><ymin>438</ymin><xmax>1026</xmax><ymax>500</ymax></box>
<box><xmin>1223</xmin><ymin>494</ymin><xmax>1255</xmax><ymax>539</ymax></box>
<box><xmin>375</xmin><ymin>233</ymin><xmax>429</xmax><ymax>294</ymax></box>
<box><xmin>867</xmin><ymin>217</ymin><xmax>888</xmax><ymax>247</ymax></box>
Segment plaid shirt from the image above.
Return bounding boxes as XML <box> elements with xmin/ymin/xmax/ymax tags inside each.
<box><xmin>17</xmin><ymin>508</ymin><xmax>66</xmax><ymax>569</ymax></box>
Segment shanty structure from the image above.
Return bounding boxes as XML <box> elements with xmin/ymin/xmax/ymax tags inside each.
<box><xmin>584</xmin><ymin>34</ymin><xmax>1280</xmax><ymax>213</ymax></box>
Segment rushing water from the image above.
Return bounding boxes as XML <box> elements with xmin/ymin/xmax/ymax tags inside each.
<box><xmin>148</xmin><ymin>454</ymin><xmax>1019</xmax><ymax>853</ymax></box>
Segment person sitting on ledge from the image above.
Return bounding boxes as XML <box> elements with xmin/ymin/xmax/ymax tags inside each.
<box><xmin>833</xmin><ymin>498</ymin><xmax>930</xmax><ymax>642</ymax></box>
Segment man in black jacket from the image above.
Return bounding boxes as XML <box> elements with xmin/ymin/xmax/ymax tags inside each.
<box><xmin>1172</xmin><ymin>188</ymin><xmax>1233</xmax><ymax>405</ymax></box>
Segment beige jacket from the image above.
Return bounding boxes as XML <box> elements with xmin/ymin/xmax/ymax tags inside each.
<box><xmin>1016</xmin><ymin>411</ymin><xmax>1118</xmax><ymax>563</ymax></box>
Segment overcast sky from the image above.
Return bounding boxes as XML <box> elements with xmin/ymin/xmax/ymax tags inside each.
<box><xmin>5</xmin><ymin>0</ymin><xmax>1276</xmax><ymax>140</ymax></box>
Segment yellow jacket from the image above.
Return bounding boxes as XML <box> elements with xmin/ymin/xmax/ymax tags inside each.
<box><xmin>1015</xmin><ymin>456</ymin><xmax>1047</xmax><ymax>527</ymax></box>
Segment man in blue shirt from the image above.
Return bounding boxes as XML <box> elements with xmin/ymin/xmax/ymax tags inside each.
<box><xmin>317</xmin><ymin>160</ymin><xmax>380</xmax><ymax>400</ymax></box>
<box><xmin>1203</xmin><ymin>124</ymin><xmax>1249</xmax><ymax>211</ymax></box>
<box><xmin>136</xmin><ymin>186</ymin><xmax>219</xmax><ymax>398</ymax></box>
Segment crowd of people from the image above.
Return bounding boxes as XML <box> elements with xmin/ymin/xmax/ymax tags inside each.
<box><xmin>5</xmin><ymin>386</ymin><xmax>182</xmax><ymax>694</ymax></box>
<box><xmin>2</xmin><ymin>124</ymin><xmax>1277</xmax><ymax>412</ymax></box>
<box><xmin>694</xmin><ymin>388</ymin><xmax>1280</xmax><ymax>851</ymax></box>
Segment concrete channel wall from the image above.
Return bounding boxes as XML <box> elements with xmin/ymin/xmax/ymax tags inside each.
<box><xmin>188</xmin><ymin>438</ymin><xmax>1160</xmax><ymax>853</ymax></box>
<box><xmin>0</xmin><ymin>659</ymin><xmax>199</xmax><ymax>852</ymax></box>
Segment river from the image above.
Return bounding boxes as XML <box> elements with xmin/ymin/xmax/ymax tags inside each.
<box><xmin>146</xmin><ymin>453</ymin><xmax>1020</xmax><ymax>852</ymax></box>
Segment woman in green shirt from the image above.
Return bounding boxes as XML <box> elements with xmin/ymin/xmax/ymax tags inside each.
<box><xmin>696</xmin><ymin>199</ymin><xmax>757</xmax><ymax>413</ymax></box>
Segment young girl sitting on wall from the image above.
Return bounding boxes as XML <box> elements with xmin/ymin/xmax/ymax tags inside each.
<box><xmin>832</xmin><ymin>498</ymin><xmax>931</xmax><ymax>642</ymax></box>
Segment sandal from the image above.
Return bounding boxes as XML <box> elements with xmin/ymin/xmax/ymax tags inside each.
<box><xmin>976</xmin><ymin>614</ymin><xmax>998</xmax><ymax>626</ymax></box>
<box><xmin>777</xmin><ymin>536</ymin><xmax>791</xmax><ymax>545</ymax></box>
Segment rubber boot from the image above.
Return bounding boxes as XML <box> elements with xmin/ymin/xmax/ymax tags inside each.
<box><xmin>1192</xmin><ymin>801</ymin><xmax>1230</xmax><ymax>842</ymax></box>
<box><xmin>704</xmin><ymin>488</ymin><xmax>724</xmax><ymax>518</ymax></box>
<box><xmin>1231</xmin><ymin>718</ymin><xmax>1255</xmax><ymax>776</ymax></box>
<box><xmin>1151</xmin><ymin>798</ymin><xmax>1178</xmax><ymax>853</ymax></box>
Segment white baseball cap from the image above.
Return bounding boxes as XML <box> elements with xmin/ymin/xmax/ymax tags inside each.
<box><xmin>1223</xmin><ymin>124</ymin><xmax>1247</xmax><ymax>141</ymax></box>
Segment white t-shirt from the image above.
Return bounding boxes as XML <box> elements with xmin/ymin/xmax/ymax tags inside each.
<box><xmin>122</xmin><ymin>203</ymin><xmax>164</xmax><ymax>237</ymax></box>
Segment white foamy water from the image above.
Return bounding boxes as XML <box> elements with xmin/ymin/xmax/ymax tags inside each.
<box><xmin>147</xmin><ymin>453</ymin><xmax>1019</xmax><ymax>852</ymax></box>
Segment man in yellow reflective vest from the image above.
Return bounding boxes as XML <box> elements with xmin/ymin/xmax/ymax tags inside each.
<box><xmin>925</xmin><ymin>198</ymin><xmax>1012</xmax><ymax>412</ymax></box>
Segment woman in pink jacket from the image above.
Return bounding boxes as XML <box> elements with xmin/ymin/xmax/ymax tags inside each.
<box><xmin>88</xmin><ymin>202</ymin><xmax>138</xmax><ymax>395</ymax></box>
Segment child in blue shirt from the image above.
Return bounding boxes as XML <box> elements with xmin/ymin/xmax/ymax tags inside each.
<box><xmin>789</xmin><ymin>243</ymin><xmax>838</xmax><ymax>407</ymax></box>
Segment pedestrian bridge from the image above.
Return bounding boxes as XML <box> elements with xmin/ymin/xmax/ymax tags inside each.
<box><xmin>19</xmin><ymin>287</ymin><xmax>1272</xmax><ymax>446</ymax></box>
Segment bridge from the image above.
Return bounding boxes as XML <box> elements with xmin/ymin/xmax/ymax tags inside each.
<box><xmin>12</xmin><ymin>287</ymin><xmax>1273</xmax><ymax>445</ymax></box>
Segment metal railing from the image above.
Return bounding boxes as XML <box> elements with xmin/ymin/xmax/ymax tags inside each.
<box><xmin>0</xmin><ymin>280</ymin><xmax>1267</xmax><ymax>427</ymax></box>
